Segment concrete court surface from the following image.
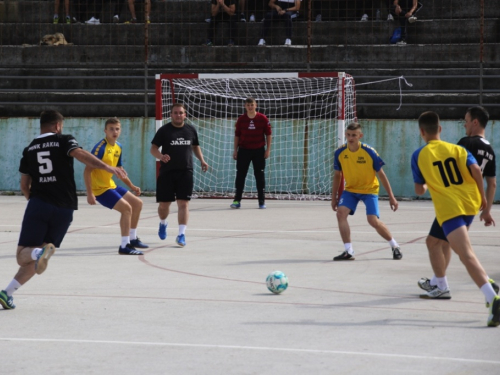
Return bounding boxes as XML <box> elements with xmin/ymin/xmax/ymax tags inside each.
<box><xmin>0</xmin><ymin>195</ymin><xmax>499</xmax><ymax>375</ymax></box>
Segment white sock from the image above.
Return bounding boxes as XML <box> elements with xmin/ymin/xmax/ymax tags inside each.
<box><xmin>129</xmin><ymin>228</ymin><xmax>137</xmax><ymax>240</ymax></box>
<box><xmin>430</xmin><ymin>275</ymin><xmax>438</xmax><ymax>286</ymax></box>
<box><xmin>344</xmin><ymin>243</ymin><xmax>353</xmax><ymax>255</ymax></box>
<box><xmin>388</xmin><ymin>238</ymin><xmax>399</xmax><ymax>248</ymax></box>
<box><xmin>481</xmin><ymin>282</ymin><xmax>497</xmax><ymax>305</ymax></box>
<box><xmin>31</xmin><ymin>247</ymin><xmax>43</xmax><ymax>260</ymax></box>
<box><xmin>436</xmin><ymin>276</ymin><xmax>448</xmax><ymax>290</ymax></box>
<box><xmin>121</xmin><ymin>236</ymin><xmax>130</xmax><ymax>248</ymax></box>
<box><xmin>160</xmin><ymin>219</ymin><xmax>167</xmax><ymax>225</ymax></box>
<box><xmin>179</xmin><ymin>225</ymin><xmax>187</xmax><ymax>235</ymax></box>
<box><xmin>5</xmin><ymin>279</ymin><xmax>21</xmax><ymax>296</ymax></box>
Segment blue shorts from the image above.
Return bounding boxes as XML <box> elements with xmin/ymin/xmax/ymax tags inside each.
<box><xmin>338</xmin><ymin>191</ymin><xmax>380</xmax><ymax>217</ymax></box>
<box><xmin>429</xmin><ymin>218</ymin><xmax>448</xmax><ymax>242</ymax></box>
<box><xmin>18</xmin><ymin>197</ymin><xmax>73</xmax><ymax>248</ymax></box>
<box><xmin>442</xmin><ymin>215</ymin><xmax>475</xmax><ymax>237</ymax></box>
<box><xmin>96</xmin><ymin>186</ymin><xmax>128</xmax><ymax>209</ymax></box>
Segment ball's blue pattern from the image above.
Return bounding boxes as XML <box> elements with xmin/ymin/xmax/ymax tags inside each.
<box><xmin>266</xmin><ymin>271</ymin><xmax>289</xmax><ymax>294</ymax></box>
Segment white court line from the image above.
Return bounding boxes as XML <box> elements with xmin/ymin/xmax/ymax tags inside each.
<box><xmin>0</xmin><ymin>338</ymin><xmax>498</xmax><ymax>365</ymax></box>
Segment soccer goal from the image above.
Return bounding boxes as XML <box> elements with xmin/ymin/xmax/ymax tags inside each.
<box><xmin>155</xmin><ymin>72</ymin><xmax>356</xmax><ymax>200</ymax></box>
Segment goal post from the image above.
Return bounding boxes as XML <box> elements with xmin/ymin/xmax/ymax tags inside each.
<box><xmin>155</xmin><ymin>72</ymin><xmax>356</xmax><ymax>200</ymax></box>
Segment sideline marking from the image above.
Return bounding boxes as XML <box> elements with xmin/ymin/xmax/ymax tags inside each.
<box><xmin>0</xmin><ymin>338</ymin><xmax>498</xmax><ymax>364</ymax></box>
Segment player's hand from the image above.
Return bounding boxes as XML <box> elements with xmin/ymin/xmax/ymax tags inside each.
<box><xmin>331</xmin><ymin>199</ymin><xmax>338</xmax><ymax>211</ymax></box>
<box><xmin>264</xmin><ymin>150</ymin><xmax>270</xmax><ymax>159</ymax></box>
<box><xmin>233</xmin><ymin>151</ymin><xmax>238</xmax><ymax>160</ymax></box>
<box><xmin>394</xmin><ymin>5</ymin><xmax>402</xmax><ymax>15</ymax></box>
<box><xmin>132</xmin><ymin>186</ymin><xmax>141</xmax><ymax>196</ymax></box>
<box><xmin>405</xmin><ymin>11</ymin><xmax>412</xmax><ymax>18</ymax></box>
<box><xmin>160</xmin><ymin>154</ymin><xmax>170</xmax><ymax>163</ymax></box>
<box><xmin>201</xmin><ymin>161</ymin><xmax>209</xmax><ymax>172</ymax></box>
<box><xmin>87</xmin><ymin>194</ymin><xmax>96</xmax><ymax>205</ymax></box>
<box><xmin>480</xmin><ymin>211</ymin><xmax>496</xmax><ymax>227</ymax></box>
<box><xmin>389</xmin><ymin>197</ymin><xmax>399</xmax><ymax>212</ymax></box>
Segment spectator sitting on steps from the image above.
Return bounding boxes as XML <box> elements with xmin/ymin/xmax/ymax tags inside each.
<box><xmin>203</xmin><ymin>0</ymin><xmax>238</xmax><ymax>46</ymax></box>
<box><xmin>258</xmin><ymin>0</ymin><xmax>301</xmax><ymax>47</ymax></box>
<box><xmin>389</xmin><ymin>0</ymin><xmax>422</xmax><ymax>45</ymax></box>
<box><xmin>125</xmin><ymin>0</ymin><xmax>152</xmax><ymax>23</ymax></box>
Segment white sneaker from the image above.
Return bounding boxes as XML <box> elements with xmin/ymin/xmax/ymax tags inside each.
<box><xmin>420</xmin><ymin>286</ymin><xmax>451</xmax><ymax>299</ymax></box>
<box><xmin>315</xmin><ymin>14</ymin><xmax>322</xmax><ymax>22</ymax></box>
<box><xmin>408</xmin><ymin>15</ymin><xmax>417</xmax><ymax>23</ymax></box>
<box><xmin>387</xmin><ymin>14</ymin><xmax>394</xmax><ymax>21</ymax></box>
<box><xmin>205</xmin><ymin>18</ymin><xmax>211</xmax><ymax>23</ymax></box>
<box><xmin>360</xmin><ymin>14</ymin><xmax>368</xmax><ymax>21</ymax></box>
<box><xmin>249</xmin><ymin>14</ymin><xmax>255</xmax><ymax>22</ymax></box>
<box><xmin>258</xmin><ymin>38</ymin><xmax>266</xmax><ymax>46</ymax></box>
<box><xmin>85</xmin><ymin>17</ymin><xmax>100</xmax><ymax>25</ymax></box>
<box><xmin>284</xmin><ymin>38</ymin><xmax>291</xmax><ymax>46</ymax></box>
<box><xmin>113</xmin><ymin>15</ymin><xmax>119</xmax><ymax>23</ymax></box>
<box><xmin>396</xmin><ymin>40</ymin><xmax>407</xmax><ymax>46</ymax></box>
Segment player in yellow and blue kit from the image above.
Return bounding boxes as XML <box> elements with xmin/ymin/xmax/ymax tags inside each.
<box><xmin>84</xmin><ymin>117</ymin><xmax>148</xmax><ymax>255</ymax></box>
<box><xmin>331</xmin><ymin>122</ymin><xmax>402</xmax><ymax>261</ymax></box>
<box><xmin>411</xmin><ymin>111</ymin><xmax>499</xmax><ymax>327</ymax></box>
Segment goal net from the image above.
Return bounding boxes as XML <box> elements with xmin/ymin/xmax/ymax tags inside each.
<box><xmin>155</xmin><ymin>72</ymin><xmax>356</xmax><ymax>200</ymax></box>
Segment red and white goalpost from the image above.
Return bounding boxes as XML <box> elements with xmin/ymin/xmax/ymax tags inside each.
<box><xmin>155</xmin><ymin>72</ymin><xmax>356</xmax><ymax>200</ymax></box>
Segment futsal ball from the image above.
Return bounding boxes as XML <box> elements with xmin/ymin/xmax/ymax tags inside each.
<box><xmin>266</xmin><ymin>271</ymin><xmax>288</xmax><ymax>294</ymax></box>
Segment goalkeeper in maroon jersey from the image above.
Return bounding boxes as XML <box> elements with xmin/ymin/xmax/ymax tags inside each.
<box><xmin>231</xmin><ymin>97</ymin><xmax>272</xmax><ymax>209</ymax></box>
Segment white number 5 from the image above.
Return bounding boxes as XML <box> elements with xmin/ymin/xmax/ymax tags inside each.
<box><xmin>37</xmin><ymin>151</ymin><xmax>53</xmax><ymax>174</ymax></box>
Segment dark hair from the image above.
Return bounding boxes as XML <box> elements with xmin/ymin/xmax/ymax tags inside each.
<box><xmin>172</xmin><ymin>103</ymin><xmax>186</xmax><ymax>112</ymax></box>
<box><xmin>105</xmin><ymin>117</ymin><xmax>121</xmax><ymax>128</ymax></box>
<box><xmin>40</xmin><ymin>110</ymin><xmax>64</xmax><ymax>128</ymax></box>
<box><xmin>466</xmin><ymin>106</ymin><xmax>489</xmax><ymax>128</ymax></box>
<box><xmin>245</xmin><ymin>97</ymin><xmax>256</xmax><ymax>104</ymax></box>
<box><xmin>418</xmin><ymin>111</ymin><xmax>440</xmax><ymax>135</ymax></box>
<box><xmin>346</xmin><ymin>122</ymin><xmax>361</xmax><ymax>131</ymax></box>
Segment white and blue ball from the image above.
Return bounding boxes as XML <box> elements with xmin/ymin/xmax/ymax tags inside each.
<box><xmin>266</xmin><ymin>271</ymin><xmax>288</xmax><ymax>294</ymax></box>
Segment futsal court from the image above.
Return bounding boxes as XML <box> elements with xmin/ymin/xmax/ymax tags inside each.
<box><xmin>0</xmin><ymin>195</ymin><xmax>499</xmax><ymax>374</ymax></box>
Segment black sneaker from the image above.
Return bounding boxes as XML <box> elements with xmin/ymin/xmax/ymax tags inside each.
<box><xmin>118</xmin><ymin>244</ymin><xmax>143</xmax><ymax>255</ymax></box>
<box><xmin>130</xmin><ymin>238</ymin><xmax>149</xmax><ymax>249</ymax></box>
<box><xmin>486</xmin><ymin>278</ymin><xmax>500</xmax><ymax>307</ymax></box>
<box><xmin>392</xmin><ymin>247</ymin><xmax>402</xmax><ymax>260</ymax></box>
<box><xmin>333</xmin><ymin>250</ymin><xmax>355</xmax><ymax>261</ymax></box>
<box><xmin>487</xmin><ymin>296</ymin><xmax>500</xmax><ymax>327</ymax></box>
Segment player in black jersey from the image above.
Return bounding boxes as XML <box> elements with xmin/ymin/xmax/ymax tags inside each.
<box><xmin>417</xmin><ymin>106</ymin><xmax>498</xmax><ymax>301</ymax></box>
<box><xmin>0</xmin><ymin>110</ymin><xmax>127</xmax><ymax>310</ymax></box>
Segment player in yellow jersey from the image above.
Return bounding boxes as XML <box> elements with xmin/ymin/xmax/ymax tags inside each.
<box><xmin>411</xmin><ymin>111</ymin><xmax>499</xmax><ymax>327</ymax></box>
<box><xmin>84</xmin><ymin>118</ymin><xmax>148</xmax><ymax>255</ymax></box>
<box><xmin>331</xmin><ymin>122</ymin><xmax>402</xmax><ymax>261</ymax></box>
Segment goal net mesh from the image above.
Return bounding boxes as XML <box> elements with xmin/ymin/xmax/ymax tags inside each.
<box><xmin>158</xmin><ymin>74</ymin><xmax>356</xmax><ymax>200</ymax></box>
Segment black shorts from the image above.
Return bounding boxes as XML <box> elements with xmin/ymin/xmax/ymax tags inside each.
<box><xmin>156</xmin><ymin>169</ymin><xmax>193</xmax><ymax>202</ymax></box>
<box><xmin>428</xmin><ymin>217</ymin><xmax>448</xmax><ymax>242</ymax></box>
<box><xmin>18</xmin><ymin>197</ymin><xmax>74</xmax><ymax>248</ymax></box>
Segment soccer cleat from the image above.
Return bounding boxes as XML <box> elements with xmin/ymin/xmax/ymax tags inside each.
<box><xmin>230</xmin><ymin>201</ymin><xmax>241</xmax><ymax>209</ymax></box>
<box><xmin>392</xmin><ymin>247</ymin><xmax>402</xmax><ymax>260</ymax></box>
<box><xmin>408</xmin><ymin>15</ymin><xmax>417</xmax><ymax>23</ymax></box>
<box><xmin>249</xmin><ymin>14</ymin><xmax>255</xmax><ymax>22</ymax></box>
<box><xmin>176</xmin><ymin>234</ymin><xmax>186</xmax><ymax>247</ymax></box>
<box><xmin>118</xmin><ymin>244</ymin><xmax>143</xmax><ymax>255</ymax></box>
<box><xmin>486</xmin><ymin>278</ymin><xmax>500</xmax><ymax>308</ymax></box>
<box><xmin>315</xmin><ymin>14</ymin><xmax>322</xmax><ymax>22</ymax></box>
<box><xmin>259</xmin><ymin>204</ymin><xmax>266</xmax><ymax>209</ymax></box>
<box><xmin>333</xmin><ymin>250</ymin><xmax>355</xmax><ymax>261</ymax></box>
<box><xmin>487</xmin><ymin>296</ymin><xmax>500</xmax><ymax>327</ymax></box>
<box><xmin>130</xmin><ymin>238</ymin><xmax>149</xmax><ymax>249</ymax></box>
<box><xmin>158</xmin><ymin>222</ymin><xmax>167</xmax><ymax>240</ymax></box>
<box><xmin>85</xmin><ymin>17</ymin><xmax>100</xmax><ymax>25</ymax></box>
<box><xmin>66</xmin><ymin>16</ymin><xmax>71</xmax><ymax>24</ymax></box>
<box><xmin>53</xmin><ymin>15</ymin><xmax>59</xmax><ymax>24</ymax></box>
<box><xmin>0</xmin><ymin>290</ymin><xmax>15</xmax><ymax>310</ymax></box>
<box><xmin>417</xmin><ymin>277</ymin><xmax>434</xmax><ymax>292</ymax></box>
<box><xmin>35</xmin><ymin>243</ymin><xmax>56</xmax><ymax>275</ymax></box>
<box><xmin>284</xmin><ymin>38</ymin><xmax>292</xmax><ymax>46</ymax></box>
<box><xmin>420</xmin><ymin>286</ymin><xmax>451</xmax><ymax>299</ymax></box>
<box><xmin>258</xmin><ymin>39</ymin><xmax>266</xmax><ymax>46</ymax></box>
<box><xmin>113</xmin><ymin>15</ymin><xmax>120</xmax><ymax>23</ymax></box>
<box><xmin>360</xmin><ymin>14</ymin><xmax>368</xmax><ymax>21</ymax></box>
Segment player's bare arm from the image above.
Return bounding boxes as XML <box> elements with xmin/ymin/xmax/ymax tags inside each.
<box><xmin>480</xmin><ymin>175</ymin><xmax>496</xmax><ymax>226</ymax></box>
<box><xmin>331</xmin><ymin>170</ymin><xmax>342</xmax><ymax>211</ymax></box>
<box><xmin>414</xmin><ymin>182</ymin><xmax>427</xmax><ymax>196</ymax></box>
<box><xmin>377</xmin><ymin>168</ymin><xmax>398</xmax><ymax>212</ymax></box>
<box><xmin>150</xmin><ymin>144</ymin><xmax>170</xmax><ymax>163</ymax></box>
<box><xmin>83</xmin><ymin>165</ymin><xmax>97</xmax><ymax>205</ymax></box>
<box><xmin>469</xmin><ymin>163</ymin><xmax>487</xmax><ymax>211</ymax></box>
<box><xmin>71</xmin><ymin>148</ymin><xmax>127</xmax><ymax>180</ymax></box>
<box><xmin>119</xmin><ymin>169</ymin><xmax>141</xmax><ymax>196</ymax></box>
<box><xmin>192</xmin><ymin>145</ymin><xmax>209</xmax><ymax>172</ymax></box>
<box><xmin>20</xmin><ymin>174</ymin><xmax>31</xmax><ymax>200</ymax></box>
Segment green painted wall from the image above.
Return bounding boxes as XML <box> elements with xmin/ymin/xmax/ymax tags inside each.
<box><xmin>1</xmin><ymin>117</ymin><xmax>499</xmax><ymax>200</ymax></box>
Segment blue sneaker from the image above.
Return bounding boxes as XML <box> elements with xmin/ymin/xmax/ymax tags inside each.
<box><xmin>230</xmin><ymin>201</ymin><xmax>241</xmax><ymax>209</ymax></box>
<box><xmin>35</xmin><ymin>243</ymin><xmax>56</xmax><ymax>275</ymax></box>
<box><xmin>118</xmin><ymin>244</ymin><xmax>143</xmax><ymax>255</ymax></box>
<box><xmin>158</xmin><ymin>222</ymin><xmax>167</xmax><ymax>240</ymax></box>
<box><xmin>130</xmin><ymin>237</ymin><xmax>149</xmax><ymax>249</ymax></box>
<box><xmin>259</xmin><ymin>204</ymin><xmax>266</xmax><ymax>209</ymax></box>
<box><xmin>0</xmin><ymin>290</ymin><xmax>15</xmax><ymax>310</ymax></box>
<box><xmin>176</xmin><ymin>234</ymin><xmax>186</xmax><ymax>247</ymax></box>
